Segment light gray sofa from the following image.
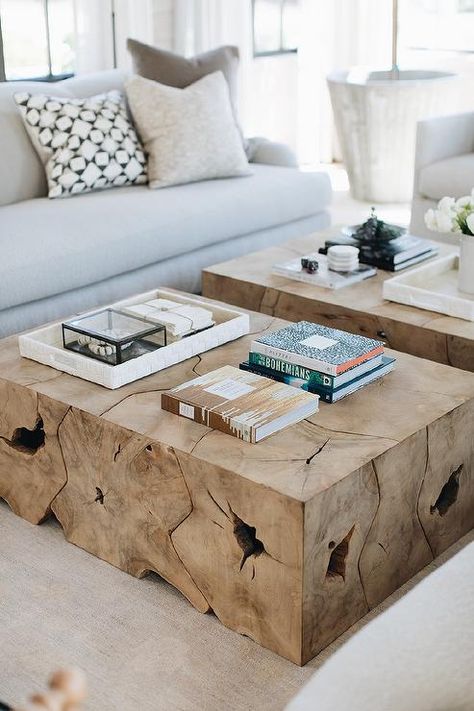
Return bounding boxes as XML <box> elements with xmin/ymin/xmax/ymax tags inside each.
<box><xmin>0</xmin><ymin>70</ymin><xmax>332</xmax><ymax>338</ymax></box>
<box><xmin>411</xmin><ymin>111</ymin><xmax>474</xmax><ymax>242</ymax></box>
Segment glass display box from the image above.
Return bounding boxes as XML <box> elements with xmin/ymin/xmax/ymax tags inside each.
<box><xmin>62</xmin><ymin>309</ymin><xmax>167</xmax><ymax>365</ymax></box>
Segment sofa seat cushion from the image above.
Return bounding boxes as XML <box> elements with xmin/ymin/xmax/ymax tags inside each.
<box><xmin>0</xmin><ymin>165</ymin><xmax>331</xmax><ymax>310</ymax></box>
<box><xmin>418</xmin><ymin>153</ymin><xmax>474</xmax><ymax>200</ymax></box>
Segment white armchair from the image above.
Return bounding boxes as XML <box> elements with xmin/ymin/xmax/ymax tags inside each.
<box><xmin>411</xmin><ymin>112</ymin><xmax>474</xmax><ymax>243</ymax></box>
<box><xmin>287</xmin><ymin>541</ymin><xmax>474</xmax><ymax>711</ymax></box>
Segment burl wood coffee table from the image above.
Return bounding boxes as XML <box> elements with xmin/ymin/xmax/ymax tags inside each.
<box><xmin>1</xmin><ymin>293</ymin><xmax>473</xmax><ymax>665</ymax></box>
<box><xmin>202</xmin><ymin>228</ymin><xmax>474</xmax><ymax>372</ymax></box>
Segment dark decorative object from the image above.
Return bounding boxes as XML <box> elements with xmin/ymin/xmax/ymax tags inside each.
<box><xmin>301</xmin><ymin>257</ymin><xmax>319</xmax><ymax>273</ymax></box>
<box><xmin>354</xmin><ymin>207</ymin><xmax>405</xmax><ymax>243</ymax></box>
<box><xmin>62</xmin><ymin>309</ymin><xmax>166</xmax><ymax>366</ymax></box>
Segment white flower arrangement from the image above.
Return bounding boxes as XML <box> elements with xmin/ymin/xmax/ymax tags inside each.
<box><xmin>425</xmin><ymin>191</ymin><xmax>474</xmax><ymax>236</ymax></box>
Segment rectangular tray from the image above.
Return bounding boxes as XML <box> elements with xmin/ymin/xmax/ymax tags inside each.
<box><xmin>272</xmin><ymin>252</ymin><xmax>376</xmax><ymax>289</ymax></box>
<box><xmin>19</xmin><ymin>288</ymin><xmax>250</xmax><ymax>389</ymax></box>
<box><xmin>382</xmin><ymin>253</ymin><xmax>474</xmax><ymax>322</ymax></box>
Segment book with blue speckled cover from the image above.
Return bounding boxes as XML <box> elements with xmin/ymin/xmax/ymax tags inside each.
<box><xmin>251</xmin><ymin>322</ymin><xmax>384</xmax><ymax>376</ymax></box>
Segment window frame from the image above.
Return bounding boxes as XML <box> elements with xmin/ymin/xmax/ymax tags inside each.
<box><xmin>0</xmin><ymin>15</ymin><xmax>5</xmax><ymax>81</ymax></box>
<box><xmin>252</xmin><ymin>0</ymin><xmax>298</xmax><ymax>58</ymax></box>
<box><xmin>0</xmin><ymin>0</ymin><xmax>75</xmax><ymax>82</ymax></box>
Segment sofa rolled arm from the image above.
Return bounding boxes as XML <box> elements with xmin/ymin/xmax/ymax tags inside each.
<box><xmin>246</xmin><ymin>137</ymin><xmax>298</xmax><ymax>168</ymax></box>
<box><xmin>414</xmin><ymin>112</ymin><xmax>474</xmax><ymax>197</ymax></box>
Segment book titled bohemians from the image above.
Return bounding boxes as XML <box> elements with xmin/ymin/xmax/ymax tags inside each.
<box><xmin>240</xmin><ymin>355</ymin><xmax>396</xmax><ymax>403</ymax></box>
<box><xmin>251</xmin><ymin>322</ymin><xmax>384</xmax><ymax>376</ymax></box>
<box><xmin>161</xmin><ymin>365</ymin><xmax>319</xmax><ymax>443</ymax></box>
<box><xmin>249</xmin><ymin>352</ymin><xmax>384</xmax><ymax>388</ymax></box>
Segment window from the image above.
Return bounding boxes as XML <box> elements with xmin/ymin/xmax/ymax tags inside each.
<box><xmin>0</xmin><ymin>0</ymin><xmax>75</xmax><ymax>82</ymax></box>
<box><xmin>252</xmin><ymin>0</ymin><xmax>299</xmax><ymax>57</ymax></box>
<box><xmin>398</xmin><ymin>0</ymin><xmax>474</xmax><ymax>55</ymax></box>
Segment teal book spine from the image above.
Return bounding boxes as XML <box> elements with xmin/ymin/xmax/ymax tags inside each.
<box><xmin>239</xmin><ymin>361</ymin><xmax>335</xmax><ymax>402</ymax></box>
<box><xmin>249</xmin><ymin>352</ymin><xmax>334</xmax><ymax>387</ymax></box>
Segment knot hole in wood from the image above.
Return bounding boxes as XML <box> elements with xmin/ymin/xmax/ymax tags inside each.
<box><xmin>10</xmin><ymin>418</ymin><xmax>45</xmax><ymax>454</ymax></box>
<box><xmin>326</xmin><ymin>526</ymin><xmax>355</xmax><ymax>582</ymax></box>
<box><xmin>430</xmin><ymin>464</ymin><xmax>463</xmax><ymax>517</ymax></box>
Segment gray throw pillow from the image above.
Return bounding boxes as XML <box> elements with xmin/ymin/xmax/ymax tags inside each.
<box><xmin>127</xmin><ymin>39</ymin><xmax>240</xmax><ymax>111</ymax></box>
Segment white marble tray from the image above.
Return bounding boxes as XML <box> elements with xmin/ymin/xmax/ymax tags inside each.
<box><xmin>19</xmin><ymin>289</ymin><xmax>250</xmax><ymax>389</ymax></box>
<box><xmin>383</xmin><ymin>254</ymin><xmax>474</xmax><ymax>322</ymax></box>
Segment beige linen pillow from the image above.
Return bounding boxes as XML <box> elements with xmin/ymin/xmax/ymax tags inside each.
<box><xmin>125</xmin><ymin>72</ymin><xmax>251</xmax><ymax>189</ymax></box>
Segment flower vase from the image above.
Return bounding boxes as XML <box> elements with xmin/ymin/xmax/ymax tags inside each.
<box><xmin>458</xmin><ymin>236</ymin><xmax>474</xmax><ymax>295</ymax></box>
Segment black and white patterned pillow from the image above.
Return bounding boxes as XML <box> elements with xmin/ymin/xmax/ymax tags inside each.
<box><xmin>14</xmin><ymin>90</ymin><xmax>147</xmax><ymax>198</ymax></box>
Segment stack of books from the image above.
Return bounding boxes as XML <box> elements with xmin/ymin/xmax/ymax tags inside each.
<box><xmin>240</xmin><ymin>322</ymin><xmax>396</xmax><ymax>403</ymax></box>
<box><xmin>319</xmin><ymin>233</ymin><xmax>438</xmax><ymax>271</ymax></box>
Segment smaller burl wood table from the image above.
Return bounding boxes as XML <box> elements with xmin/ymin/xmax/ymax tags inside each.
<box><xmin>1</xmin><ymin>293</ymin><xmax>474</xmax><ymax>665</ymax></box>
<box><xmin>202</xmin><ymin>228</ymin><xmax>474</xmax><ymax>372</ymax></box>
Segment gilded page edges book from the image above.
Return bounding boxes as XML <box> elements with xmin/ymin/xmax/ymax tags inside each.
<box><xmin>251</xmin><ymin>322</ymin><xmax>384</xmax><ymax>376</ymax></box>
<box><xmin>161</xmin><ymin>365</ymin><xmax>320</xmax><ymax>443</ymax></box>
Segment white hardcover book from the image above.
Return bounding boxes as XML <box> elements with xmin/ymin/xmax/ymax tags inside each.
<box><xmin>250</xmin><ymin>341</ymin><xmax>342</xmax><ymax>375</ymax></box>
<box><xmin>251</xmin><ymin>322</ymin><xmax>384</xmax><ymax>376</ymax></box>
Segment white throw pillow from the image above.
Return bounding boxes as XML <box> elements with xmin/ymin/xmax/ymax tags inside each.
<box><xmin>125</xmin><ymin>71</ymin><xmax>252</xmax><ymax>189</ymax></box>
<box><xmin>14</xmin><ymin>90</ymin><xmax>147</xmax><ymax>198</ymax></box>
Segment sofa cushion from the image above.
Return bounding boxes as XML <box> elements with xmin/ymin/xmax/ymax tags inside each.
<box><xmin>126</xmin><ymin>73</ymin><xmax>250</xmax><ymax>189</ymax></box>
<box><xmin>14</xmin><ymin>89</ymin><xmax>147</xmax><ymax>198</ymax></box>
<box><xmin>0</xmin><ymin>165</ymin><xmax>331</xmax><ymax>311</ymax></box>
<box><xmin>127</xmin><ymin>39</ymin><xmax>239</xmax><ymax>110</ymax></box>
<box><xmin>0</xmin><ymin>70</ymin><xmax>128</xmax><ymax>208</ymax></box>
<box><xmin>287</xmin><ymin>541</ymin><xmax>474</xmax><ymax>711</ymax></box>
<box><xmin>418</xmin><ymin>153</ymin><xmax>474</xmax><ymax>200</ymax></box>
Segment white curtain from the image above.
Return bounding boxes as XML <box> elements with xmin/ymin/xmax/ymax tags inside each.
<box><xmin>173</xmin><ymin>0</ymin><xmax>253</xmax><ymax>131</ymax></box>
<box><xmin>73</xmin><ymin>0</ymin><xmax>155</xmax><ymax>74</ymax></box>
<box><xmin>173</xmin><ymin>0</ymin><xmax>248</xmax><ymax>54</ymax></box>
<box><xmin>113</xmin><ymin>0</ymin><xmax>155</xmax><ymax>70</ymax></box>
<box><xmin>73</xmin><ymin>0</ymin><xmax>114</xmax><ymax>74</ymax></box>
<box><xmin>172</xmin><ymin>0</ymin><xmax>393</xmax><ymax>158</ymax></box>
<box><xmin>297</xmin><ymin>0</ymin><xmax>393</xmax><ymax>165</ymax></box>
